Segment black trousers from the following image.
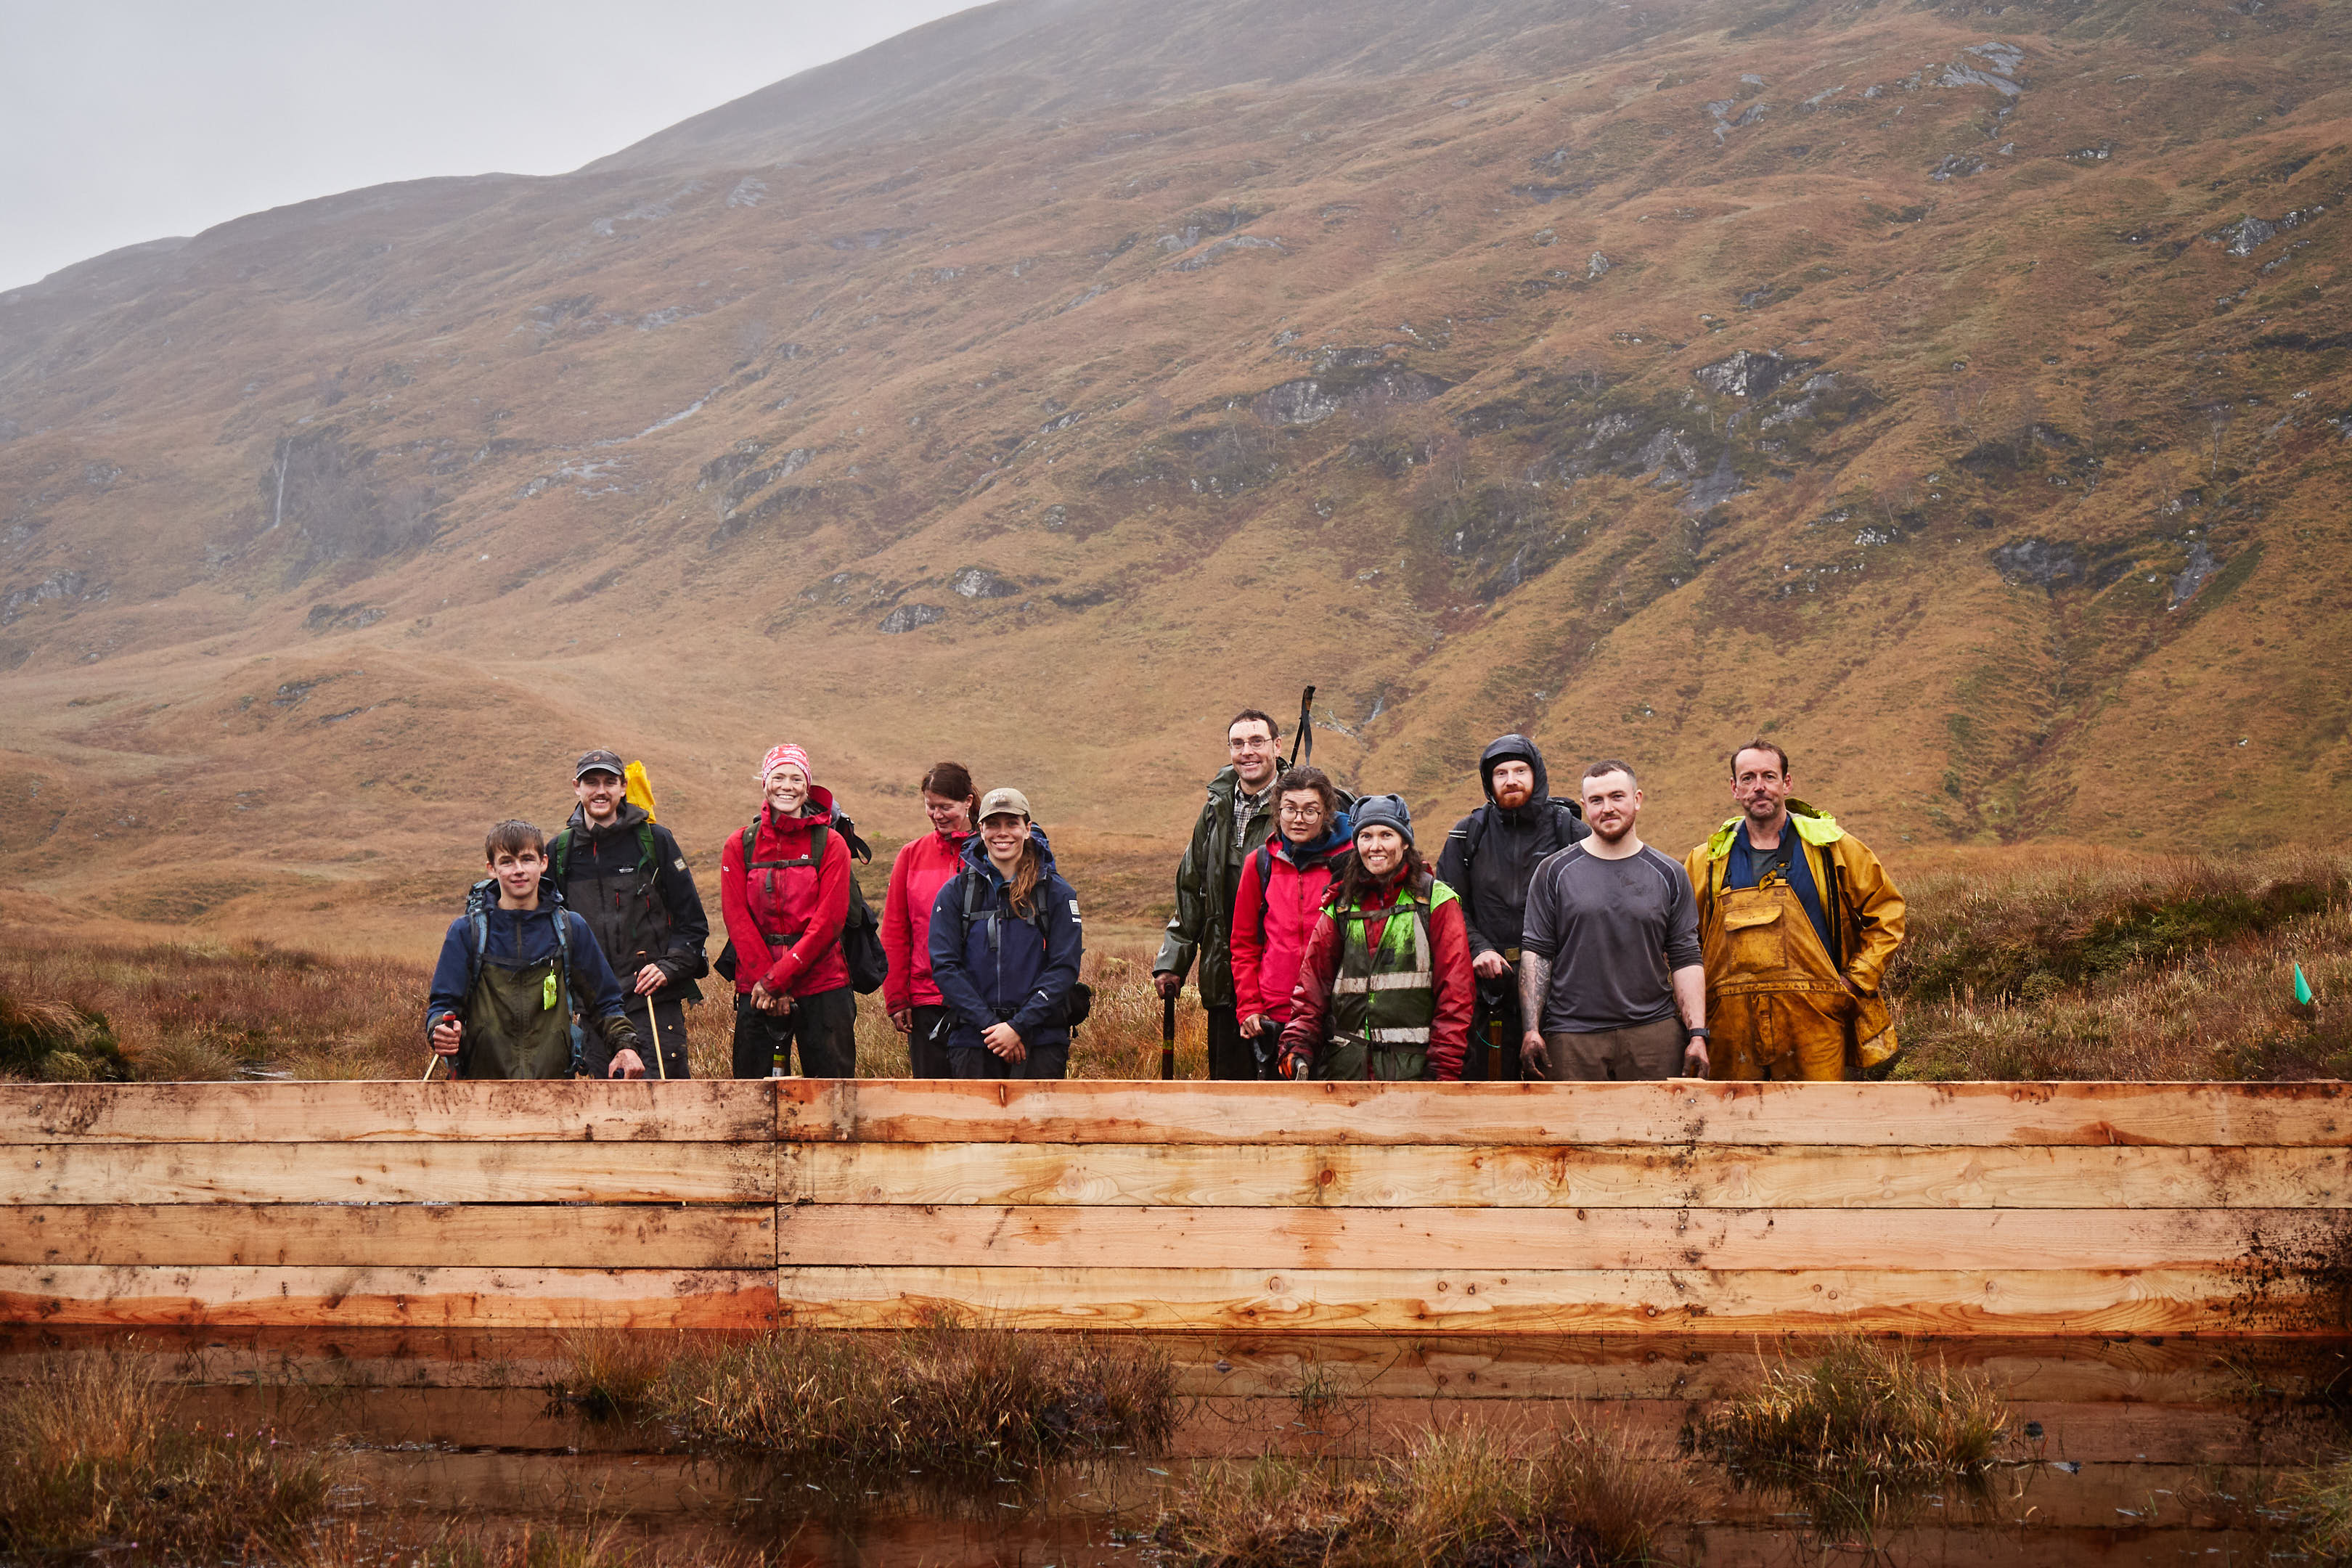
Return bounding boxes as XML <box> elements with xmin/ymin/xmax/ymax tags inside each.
<box><xmin>1460</xmin><ymin>984</ymin><xmax>1526</xmax><ymax>1082</ymax></box>
<box><xmin>731</xmin><ymin>987</ymin><xmax>857</xmax><ymax>1079</ymax></box>
<box><xmin>908</xmin><ymin>1003</ymin><xmax>955</xmax><ymax>1079</ymax></box>
<box><xmin>612</xmin><ymin>992</ymin><xmax>693</xmax><ymax>1079</ymax></box>
<box><xmin>950</xmin><ymin>1038</ymin><xmax>1070</xmax><ymax>1079</ymax></box>
<box><xmin>1206</xmin><ymin>1003</ymin><xmax>1275</xmax><ymax>1081</ymax></box>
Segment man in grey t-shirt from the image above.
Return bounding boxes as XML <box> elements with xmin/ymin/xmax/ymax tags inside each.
<box><xmin>1517</xmin><ymin>759</ymin><xmax>1709</xmax><ymax>1081</ymax></box>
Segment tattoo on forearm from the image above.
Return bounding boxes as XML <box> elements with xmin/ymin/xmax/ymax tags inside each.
<box><xmin>1519</xmin><ymin>954</ymin><xmax>1551</xmax><ymax>1028</ymax></box>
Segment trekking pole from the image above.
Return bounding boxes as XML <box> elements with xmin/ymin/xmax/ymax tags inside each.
<box><xmin>1289</xmin><ymin>685</ymin><xmax>1316</xmax><ymax>770</ymax></box>
<box><xmin>641</xmin><ymin>993</ymin><xmax>669</xmax><ymax>1080</ymax></box>
<box><xmin>1161</xmin><ymin>993</ymin><xmax>1177</xmax><ymax>1081</ymax></box>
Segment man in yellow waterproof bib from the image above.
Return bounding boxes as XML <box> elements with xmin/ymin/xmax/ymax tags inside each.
<box><xmin>1684</xmin><ymin>738</ymin><xmax>1906</xmax><ymax>1080</ymax></box>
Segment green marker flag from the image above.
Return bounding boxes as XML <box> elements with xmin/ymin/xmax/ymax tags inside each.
<box><xmin>2293</xmin><ymin>963</ymin><xmax>2315</xmax><ymax>1007</ymax></box>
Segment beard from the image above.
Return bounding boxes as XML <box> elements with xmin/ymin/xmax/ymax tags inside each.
<box><xmin>1493</xmin><ymin>786</ymin><xmax>1533</xmax><ymax>809</ymax></box>
<box><xmin>1588</xmin><ymin>814</ymin><xmax>1636</xmax><ymax>845</ymax></box>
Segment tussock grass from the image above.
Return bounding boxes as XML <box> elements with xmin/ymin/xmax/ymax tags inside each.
<box><xmin>1700</xmin><ymin>1337</ymin><xmax>2006</xmax><ymax>1530</ymax></box>
<box><xmin>0</xmin><ymin>1345</ymin><xmax>332</xmax><ymax>1559</ymax></box>
<box><xmin>2283</xmin><ymin>1450</ymin><xmax>2352</xmax><ymax>1563</ymax></box>
<box><xmin>1156</xmin><ymin>1422</ymin><xmax>1704</xmax><ymax>1567</ymax></box>
<box><xmin>552</xmin><ymin>1327</ymin><xmax>676</xmax><ymax>1421</ymax></box>
<box><xmin>565</xmin><ymin>1320</ymin><xmax>1175</xmax><ymax>1471</ymax></box>
<box><xmin>1888</xmin><ymin>849</ymin><xmax>2352</xmax><ymax>1080</ymax></box>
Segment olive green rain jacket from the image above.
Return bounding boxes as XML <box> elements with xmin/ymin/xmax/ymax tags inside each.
<box><xmin>1685</xmin><ymin>802</ymin><xmax>1906</xmax><ymax>1080</ymax></box>
<box><xmin>1153</xmin><ymin>764</ymin><xmax>1278</xmax><ymax>1009</ymax></box>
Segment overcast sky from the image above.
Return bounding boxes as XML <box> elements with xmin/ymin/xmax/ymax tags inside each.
<box><xmin>0</xmin><ymin>0</ymin><xmax>972</xmax><ymax>291</ymax></box>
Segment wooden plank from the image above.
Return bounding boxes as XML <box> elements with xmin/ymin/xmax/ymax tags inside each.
<box><xmin>4</xmin><ymin>1142</ymin><xmax>773</xmax><ymax>1205</ymax></box>
<box><xmin>772</xmin><ymin>1265</ymin><xmax>2329</xmax><ymax>1335</ymax></box>
<box><xmin>780</xmin><ymin>1077</ymin><xmax>2352</xmax><ymax>1146</ymax></box>
<box><xmin>783</xmin><ymin>1140</ymin><xmax>2352</xmax><ymax>1209</ymax></box>
<box><xmin>0</xmin><ymin>1204</ymin><xmax>775</xmax><ymax>1268</ymax></box>
<box><xmin>0</xmin><ymin>1265</ymin><xmax>777</xmax><ymax>1328</ymax></box>
<box><xmin>0</xmin><ymin>1081</ymin><xmax>776</xmax><ymax>1144</ymax></box>
<box><xmin>1156</xmin><ymin>1333</ymin><xmax>2326</xmax><ymax>1406</ymax></box>
<box><xmin>777</xmin><ymin>1204</ymin><xmax>2335</xmax><ymax>1272</ymax></box>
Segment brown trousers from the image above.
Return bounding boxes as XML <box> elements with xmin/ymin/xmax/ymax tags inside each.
<box><xmin>1542</xmin><ymin>1017</ymin><xmax>1689</xmax><ymax>1081</ymax></box>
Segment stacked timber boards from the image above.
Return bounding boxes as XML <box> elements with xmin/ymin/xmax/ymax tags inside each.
<box><xmin>3</xmin><ymin>1080</ymin><xmax>2346</xmax><ymax>1332</ymax></box>
<box><xmin>0</xmin><ymin>1082</ymin><xmax>776</xmax><ymax>1326</ymax></box>
<box><xmin>772</xmin><ymin>1079</ymin><xmax>2351</xmax><ymax>1334</ymax></box>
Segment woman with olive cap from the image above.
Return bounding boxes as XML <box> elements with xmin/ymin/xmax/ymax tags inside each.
<box><xmin>719</xmin><ymin>743</ymin><xmax>857</xmax><ymax>1079</ymax></box>
<box><xmin>928</xmin><ymin>787</ymin><xmax>1084</xmax><ymax>1080</ymax></box>
<box><xmin>1277</xmin><ymin>794</ymin><xmax>1473</xmax><ymax>1082</ymax></box>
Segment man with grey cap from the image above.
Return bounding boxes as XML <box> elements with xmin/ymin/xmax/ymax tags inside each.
<box><xmin>549</xmin><ymin>748</ymin><xmax>711</xmax><ymax>1079</ymax></box>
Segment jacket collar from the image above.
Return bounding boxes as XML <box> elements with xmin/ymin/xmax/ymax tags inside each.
<box><xmin>1702</xmin><ymin>799</ymin><xmax>1843</xmax><ymax>859</ymax></box>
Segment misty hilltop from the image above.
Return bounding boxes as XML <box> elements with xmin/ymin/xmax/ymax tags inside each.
<box><xmin>1</xmin><ymin>0</ymin><xmax>2349</xmax><ymax>945</ymax></box>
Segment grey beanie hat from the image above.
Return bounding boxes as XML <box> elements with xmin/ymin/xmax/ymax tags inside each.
<box><xmin>1351</xmin><ymin>793</ymin><xmax>1413</xmax><ymax>848</ymax></box>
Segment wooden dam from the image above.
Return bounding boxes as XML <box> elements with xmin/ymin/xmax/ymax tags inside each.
<box><xmin>2</xmin><ymin>1079</ymin><xmax>2346</xmax><ymax>1336</ymax></box>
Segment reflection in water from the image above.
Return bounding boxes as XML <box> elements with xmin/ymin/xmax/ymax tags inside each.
<box><xmin>0</xmin><ymin>1327</ymin><xmax>2344</xmax><ymax>1565</ymax></box>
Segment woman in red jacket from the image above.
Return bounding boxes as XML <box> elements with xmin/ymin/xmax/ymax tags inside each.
<box><xmin>719</xmin><ymin>743</ymin><xmax>855</xmax><ymax>1078</ymax></box>
<box><xmin>882</xmin><ymin>761</ymin><xmax>979</xmax><ymax>1077</ymax></box>
<box><xmin>1230</xmin><ymin>767</ymin><xmax>1352</xmax><ymax>1075</ymax></box>
<box><xmin>1277</xmin><ymin>794</ymin><xmax>1472</xmax><ymax>1082</ymax></box>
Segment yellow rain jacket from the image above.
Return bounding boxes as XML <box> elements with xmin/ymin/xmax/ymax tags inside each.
<box><xmin>1684</xmin><ymin>802</ymin><xmax>1906</xmax><ymax>1080</ymax></box>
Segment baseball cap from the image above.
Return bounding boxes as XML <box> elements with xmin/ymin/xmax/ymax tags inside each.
<box><xmin>574</xmin><ymin>748</ymin><xmax>626</xmax><ymax>780</ymax></box>
<box><xmin>978</xmin><ymin>787</ymin><xmax>1032</xmax><ymax>820</ymax></box>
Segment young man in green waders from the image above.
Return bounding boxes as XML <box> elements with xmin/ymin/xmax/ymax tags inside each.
<box><xmin>425</xmin><ymin>820</ymin><xmax>649</xmax><ymax>1079</ymax></box>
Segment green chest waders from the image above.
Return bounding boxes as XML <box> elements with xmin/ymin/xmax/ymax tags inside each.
<box><xmin>1318</xmin><ymin>879</ymin><xmax>1455</xmax><ymax>1082</ymax></box>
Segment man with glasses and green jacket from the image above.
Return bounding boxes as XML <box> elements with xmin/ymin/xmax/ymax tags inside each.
<box><xmin>1155</xmin><ymin>708</ymin><xmax>1287</xmax><ymax>1079</ymax></box>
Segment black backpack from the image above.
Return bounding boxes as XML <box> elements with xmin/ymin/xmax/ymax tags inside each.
<box><xmin>955</xmin><ymin>870</ymin><xmax>1093</xmax><ymax>1029</ymax></box>
<box><xmin>714</xmin><ymin>814</ymin><xmax>889</xmax><ymax>995</ymax></box>
<box><xmin>1457</xmin><ymin>796</ymin><xmax>1589</xmax><ymax>865</ymax></box>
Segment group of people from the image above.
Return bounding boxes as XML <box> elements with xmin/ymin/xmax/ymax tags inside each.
<box><xmin>422</xmin><ymin>710</ymin><xmax>1906</xmax><ymax>1086</ymax></box>
<box><xmin>1154</xmin><ymin>710</ymin><xmax>1906</xmax><ymax>1084</ymax></box>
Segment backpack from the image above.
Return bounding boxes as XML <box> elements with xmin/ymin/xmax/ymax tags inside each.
<box><xmin>1456</xmin><ymin>796</ymin><xmax>1589</xmax><ymax>865</ymax></box>
<box><xmin>459</xmin><ymin>879</ymin><xmax>588</xmax><ymax>1077</ymax></box>
<box><xmin>714</xmin><ymin>814</ymin><xmax>889</xmax><ymax>995</ymax></box>
<box><xmin>547</xmin><ymin>822</ymin><xmax>656</xmax><ymax>886</ymax></box>
<box><xmin>957</xmin><ymin>870</ymin><xmax>1093</xmax><ymax>1028</ymax></box>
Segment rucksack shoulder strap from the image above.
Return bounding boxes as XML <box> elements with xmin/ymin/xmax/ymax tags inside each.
<box><xmin>550</xmin><ymin>830</ymin><xmax>571</xmax><ymax>883</ymax></box>
<box><xmin>636</xmin><ymin>822</ymin><xmax>657</xmax><ymax>867</ymax></box>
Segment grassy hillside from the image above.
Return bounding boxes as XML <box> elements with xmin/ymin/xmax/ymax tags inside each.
<box><xmin>0</xmin><ymin>0</ymin><xmax>2348</xmax><ymax>940</ymax></box>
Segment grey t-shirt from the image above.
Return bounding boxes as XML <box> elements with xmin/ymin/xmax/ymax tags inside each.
<box><xmin>1519</xmin><ymin>842</ymin><xmax>1703</xmax><ymax>1034</ymax></box>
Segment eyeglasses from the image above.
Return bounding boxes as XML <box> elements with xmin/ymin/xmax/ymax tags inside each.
<box><xmin>1277</xmin><ymin>804</ymin><xmax>1325</xmax><ymax>819</ymax></box>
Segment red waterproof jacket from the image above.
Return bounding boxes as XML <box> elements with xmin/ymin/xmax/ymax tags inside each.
<box><xmin>1278</xmin><ymin>867</ymin><xmax>1473</xmax><ymax>1081</ymax></box>
<box><xmin>881</xmin><ymin>826</ymin><xmax>973</xmax><ymax>1011</ymax></box>
<box><xmin>1230</xmin><ymin>831</ymin><xmax>1348</xmax><ymax>1028</ymax></box>
<box><xmin>719</xmin><ymin>787</ymin><xmax>852</xmax><ymax>997</ymax></box>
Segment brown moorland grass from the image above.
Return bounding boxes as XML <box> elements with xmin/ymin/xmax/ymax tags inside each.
<box><xmin>0</xmin><ymin>1344</ymin><xmax>332</xmax><ymax>1559</ymax></box>
<box><xmin>1155</xmin><ymin>1422</ymin><xmax>1706</xmax><ymax>1567</ymax></box>
<box><xmin>299</xmin><ymin>1516</ymin><xmax>761</xmax><ymax>1568</ymax></box>
<box><xmin>1886</xmin><ymin>849</ymin><xmax>2352</xmax><ymax>1080</ymax></box>
<box><xmin>563</xmin><ymin>1320</ymin><xmax>1177</xmax><ymax>1472</ymax></box>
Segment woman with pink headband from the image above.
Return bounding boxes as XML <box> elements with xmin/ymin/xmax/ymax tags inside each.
<box><xmin>718</xmin><ymin>743</ymin><xmax>857</xmax><ymax>1077</ymax></box>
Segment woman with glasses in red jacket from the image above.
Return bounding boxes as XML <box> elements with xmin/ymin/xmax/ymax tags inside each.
<box><xmin>1229</xmin><ymin>767</ymin><xmax>1352</xmax><ymax>1077</ymax></box>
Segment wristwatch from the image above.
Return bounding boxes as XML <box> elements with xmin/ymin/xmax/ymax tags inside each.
<box><xmin>1686</xmin><ymin>1027</ymin><xmax>1712</xmax><ymax>1039</ymax></box>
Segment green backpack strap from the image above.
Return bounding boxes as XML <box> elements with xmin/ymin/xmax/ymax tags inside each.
<box><xmin>550</xmin><ymin>829</ymin><xmax>571</xmax><ymax>884</ymax></box>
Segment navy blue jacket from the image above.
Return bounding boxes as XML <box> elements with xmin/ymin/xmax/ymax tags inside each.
<box><xmin>927</xmin><ymin>830</ymin><xmax>1083</xmax><ymax>1055</ymax></box>
<box><xmin>425</xmin><ymin>882</ymin><xmax>635</xmax><ymax>1074</ymax></box>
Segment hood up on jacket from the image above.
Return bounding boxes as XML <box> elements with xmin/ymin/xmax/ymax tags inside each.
<box><xmin>1479</xmin><ymin>734</ymin><xmax>1551</xmax><ymax>823</ymax></box>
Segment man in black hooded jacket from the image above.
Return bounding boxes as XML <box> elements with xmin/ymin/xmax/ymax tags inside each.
<box><xmin>550</xmin><ymin>749</ymin><xmax>711</xmax><ymax>1078</ymax></box>
<box><xmin>1435</xmin><ymin>734</ymin><xmax>1591</xmax><ymax>1079</ymax></box>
